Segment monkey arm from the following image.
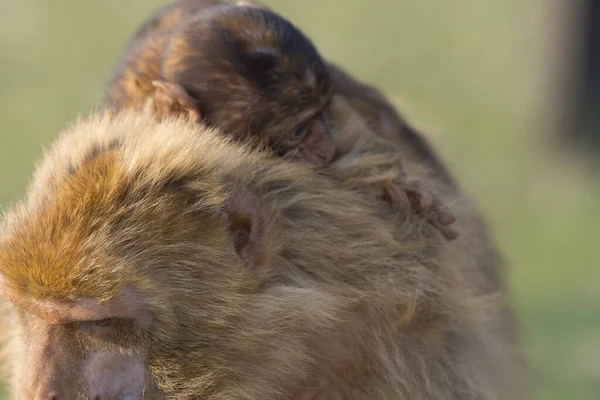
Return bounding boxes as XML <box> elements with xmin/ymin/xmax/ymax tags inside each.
<box><xmin>329</xmin><ymin>63</ymin><xmax>457</xmax><ymax>188</ymax></box>
<box><xmin>329</xmin><ymin>95</ymin><xmax>459</xmax><ymax>240</ymax></box>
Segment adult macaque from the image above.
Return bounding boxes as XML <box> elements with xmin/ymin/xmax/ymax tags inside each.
<box><xmin>104</xmin><ymin>0</ymin><xmax>459</xmax><ymax>240</ymax></box>
<box><xmin>0</xmin><ymin>109</ymin><xmax>522</xmax><ymax>399</ymax></box>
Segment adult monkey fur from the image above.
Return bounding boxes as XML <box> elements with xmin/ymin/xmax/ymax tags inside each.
<box><xmin>0</xmin><ymin>104</ymin><xmax>522</xmax><ymax>399</ymax></box>
<box><xmin>104</xmin><ymin>0</ymin><xmax>459</xmax><ymax>240</ymax></box>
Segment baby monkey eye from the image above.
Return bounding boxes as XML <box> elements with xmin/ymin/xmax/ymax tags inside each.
<box><xmin>292</xmin><ymin>124</ymin><xmax>307</xmax><ymax>138</ymax></box>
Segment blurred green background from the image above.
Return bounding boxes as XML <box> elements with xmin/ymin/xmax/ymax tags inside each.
<box><xmin>0</xmin><ymin>0</ymin><xmax>598</xmax><ymax>399</ymax></box>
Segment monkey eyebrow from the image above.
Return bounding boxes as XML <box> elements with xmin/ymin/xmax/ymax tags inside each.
<box><xmin>2</xmin><ymin>288</ymin><xmax>153</xmax><ymax>327</ymax></box>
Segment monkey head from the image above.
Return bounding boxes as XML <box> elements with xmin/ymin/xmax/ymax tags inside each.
<box><xmin>152</xmin><ymin>4</ymin><xmax>335</xmax><ymax>166</ymax></box>
<box><xmin>0</xmin><ymin>115</ymin><xmax>269</xmax><ymax>399</ymax></box>
<box><xmin>0</xmin><ymin>110</ymin><xmax>363</xmax><ymax>399</ymax></box>
<box><xmin>0</xmin><ymin>108</ymin><xmax>520</xmax><ymax>400</ymax></box>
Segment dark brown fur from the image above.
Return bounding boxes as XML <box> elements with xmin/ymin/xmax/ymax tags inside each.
<box><xmin>105</xmin><ymin>0</ymin><xmax>454</xmax><ymax>187</ymax></box>
<box><xmin>105</xmin><ymin>1</ymin><xmax>334</xmax><ymax>165</ymax></box>
<box><xmin>104</xmin><ymin>0</ymin><xmax>459</xmax><ymax>239</ymax></box>
<box><xmin>0</xmin><ymin>109</ymin><xmax>522</xmax><ymax>399</ymax></box>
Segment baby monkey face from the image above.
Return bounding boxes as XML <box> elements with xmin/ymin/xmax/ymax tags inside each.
<box><xmin>271</xmin><ymin>110</ymin><xmax>334</xmax><ymax>167</ymax></box>
<box><xmin>152</xmin><ymin>79</ymin><xmax>335</xmax><ymax>167</ymax></box>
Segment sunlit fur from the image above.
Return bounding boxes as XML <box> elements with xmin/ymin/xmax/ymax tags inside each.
<box><xmin>0</xmin><ymin>108</ymin><xmax>522</xmax><ymax>399</ymax></box>
<box><xmin>104</xmin><ymin>0</ymin><xmax>224</xmax><ymax>109</ymax></box>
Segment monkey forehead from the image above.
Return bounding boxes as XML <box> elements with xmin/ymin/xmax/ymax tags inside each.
<box><xmin>0</xmin><ymin>285</ymin><xmax>152</xmax><ymax>327</ymax></box>
<box><xmin>0</xmin><ymin>110</ymin><xmax>257</xmax><ymax>300</ymax></box>
<box><xmin>0</xmin><ymin>150</ymin><xmax>128</xmax><ymax>299</ymax></box>
<box><xmin>26</xmin><ymin>110</ymin><xmax>252</xmax><ymax>206</ymax></box>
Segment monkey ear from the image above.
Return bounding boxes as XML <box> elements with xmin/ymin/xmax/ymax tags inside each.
<box><xmin>152</xmin><ymin>80</ymin><xmax>202</xmax><ymax>124</ymax></box>
<box><xmin>223</xmin><ymin>186</ymin><xmax>270</xmax><ymax>274</ymax></box>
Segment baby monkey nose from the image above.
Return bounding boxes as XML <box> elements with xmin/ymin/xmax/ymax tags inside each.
<box><xmin>314</xmin><ymin>117</ymin><xmax>335</xmax><ymax>163</ymax></box>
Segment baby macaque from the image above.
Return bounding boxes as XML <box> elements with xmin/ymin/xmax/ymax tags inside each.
<box><xmin>104</xmin><ymin>1</ymin><xmax>458</xmax><ymax>239</ymax></box>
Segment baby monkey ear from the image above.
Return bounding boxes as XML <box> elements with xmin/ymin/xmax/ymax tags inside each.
<box><xmin>152</xmin><ymin>80</ymin><xmax>202</xmax><ymax>124</ymax></box>
<box><xmin>223</xmin><ymin>185</ymin><xmax>271</xmax><ymax>274</ymax></box>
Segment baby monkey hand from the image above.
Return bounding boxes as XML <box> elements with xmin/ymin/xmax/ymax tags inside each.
<box><xmin>384</xmin><ymin>178</ymin><xmax>459</xmax><ymax>241</ymax></box>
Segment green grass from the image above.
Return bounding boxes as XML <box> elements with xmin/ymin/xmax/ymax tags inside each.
<box><xmin>0</xmin><ymin>1</ymin><xmax>598</xmax><ymax>399</ymax></box>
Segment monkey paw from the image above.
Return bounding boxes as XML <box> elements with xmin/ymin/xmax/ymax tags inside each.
<box><xmin>386</xmin><ymin>178</ymin><xmax>459</xmax><ymax>241</ymax></box>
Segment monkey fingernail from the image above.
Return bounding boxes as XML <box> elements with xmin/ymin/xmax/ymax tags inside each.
<box><xmin>438</xmin><ymin>212</ymin><xmax>456</xmax><ymax>226</ymax></box>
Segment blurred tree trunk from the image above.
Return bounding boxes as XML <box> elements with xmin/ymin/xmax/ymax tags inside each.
<box><xmin>571</xmin><ymin>0</ymin><xmax>600</xmax><ymax>148</ymax></box>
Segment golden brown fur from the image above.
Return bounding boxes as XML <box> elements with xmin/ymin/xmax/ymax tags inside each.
<box><xmin>0</xmin><ymin>106</ymin><xmax>522</xmax><ymax>399</ymax></box>
<box><xmin>104</xmin><ymin>0</ymin><xmax>224</xmax><ymax>108</ymax></box>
